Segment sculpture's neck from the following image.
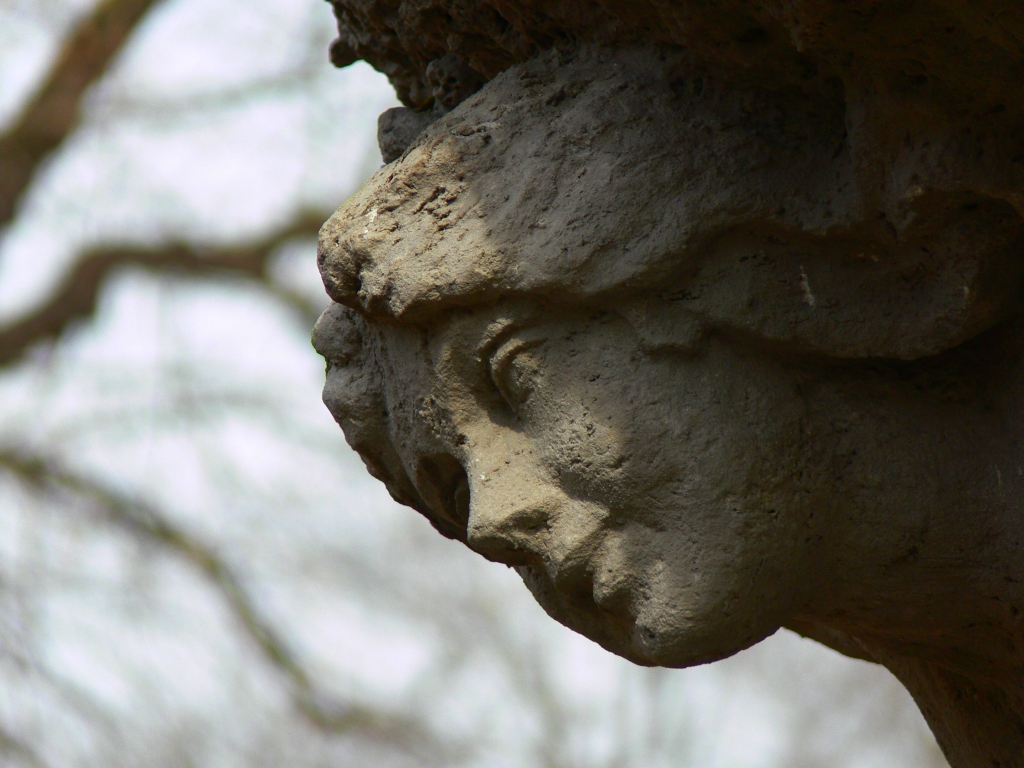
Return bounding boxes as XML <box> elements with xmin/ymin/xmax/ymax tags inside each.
<box><xmin>790</xmin><ymin>328</ymin><xmax>1024</xmax><ymax>766</ymax></box>
<box><xmin>873</xmin><ymin>646</ymin><xmax>1024</xmax><ymax>767</ymax></box>
<box><xmin>847</xmin><ymin>514</ymin><xmax>1024</xmax><ymax>767</ymax></box>
<box><xmin>789</xmin><ymin>617</ymin><xmax>1024</xmax><ymax>767</ymax></box>
<box><xmin>795</xmin><ymin>321</ymin><xmax>1024</xmax><ymax>652</ymax></box>
<box><xmin>820</xmin><ymin>455</ymin><xmax>1024</xmax><ymax>675</ymax></box>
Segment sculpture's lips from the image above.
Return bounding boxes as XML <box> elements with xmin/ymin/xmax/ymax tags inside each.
<box><xmin>518</xmin><ymin>550</ymin><xmax>661</xmax><ymax>667</ymax></box>
<box><xmin>542</xmin><ymin>549</ymin><xmax>734</xmax><ymax>668</ymax></box>
<box><xmin>544</xmin><ymin>532</ymin><xmax>639</xmax><ymax>620</ymax></box>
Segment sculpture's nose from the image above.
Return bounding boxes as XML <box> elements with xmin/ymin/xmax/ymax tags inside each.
<box><xmin>311</xmin><ymin>303</ymin><xmax>361</xmax><ymax>366</ymax></box>
<box><xmin>414</xmin><ymin>453</ymin><xmax>471</xmax><ymax>540</ymax></box>
<box><xmin>462</xmin><ymin>453</ymin><xmax>557</xmax><ymax>566</ymax></box>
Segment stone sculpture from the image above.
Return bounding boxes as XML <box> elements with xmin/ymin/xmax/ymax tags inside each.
<box><xmin>312</xmin><ymin>3</ymin><xmax>1024</xmax><ymax>765</ymax></box>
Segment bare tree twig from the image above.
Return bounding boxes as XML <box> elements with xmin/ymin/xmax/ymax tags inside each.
<box><xmin>96</xmin><ymin>61</ymin><xmax>324</xmax><ymax>121</ymax></box>
<box><xmin>0</xmin><ymin>646</ymin><xmax>126</xmax><ymax>756</ymax></box>
<box><xmin>314</xmin><ymin>544</ymin><xmax>582</xmax><ymax>767</ymax></box>
<box><xmin>0</xmin><ymin>211</ymin><xmax>329</xmax><ymax>369</ymax></box>
<box><xmin>0</xmin><ymin>721</ymin><xmax>48</xmax><ymax>768</ymax></box>
<box><xmin>0</xmin><ymin>448</ymin><xmax>455</xmax><ymax>762</ymax></box>
<box><xmin>0</xmin><ymin>0</ymin><xmax>166</xmax><ymax>225</ymax></box>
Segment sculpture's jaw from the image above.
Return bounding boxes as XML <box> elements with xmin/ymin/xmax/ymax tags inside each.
<box><xmin>516</xmin><ymin>540</ymin><xmax>791</xmax><ymax>671</ymax></box>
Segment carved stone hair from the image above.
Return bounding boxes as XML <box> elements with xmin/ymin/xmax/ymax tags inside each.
<box><xmin>318</xmin><ymin>45</ymin><xmax>1024</xmax><ymax>360</ymax></box>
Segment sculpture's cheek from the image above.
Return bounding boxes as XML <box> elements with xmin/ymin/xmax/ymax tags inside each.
<box><xmin>509</xmin><ymin>494</ymin><xmax>803</xmax><ymax>667</ymax></box>
<box><xmin>505</xmin><ymin>344</ymin><xmax>813</xmax><ymax>665</ymax></box>
<box><xmin>622</xmin><ymin>513</ymin><xmax>800</xmax><ymax>666</ymax></box>
<box><xmin>408</xmin><ymin>310</ymin><xmax>813</xmax><ymax>663</ymax></box>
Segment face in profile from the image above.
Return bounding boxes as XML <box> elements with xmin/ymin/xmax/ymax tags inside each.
<box><xmin>312</xmin><ymin>41</ymin><xmax>1024</xmax><ymax>765</ymax></box>
<box><xmin>314</xmin><ymin>300</ymin><xmax>822</xmax><ymax>668</ymax></box>
<box><xmin>310</xmin><ymin>53</ymin><xmax>1021</xmax><ymax>666</ymax></box>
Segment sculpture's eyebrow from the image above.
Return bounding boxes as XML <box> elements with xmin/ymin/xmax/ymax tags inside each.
<box><xmin>475</xmin><ymin>317</ymin><xmax>521</xmax><ymax>361</ymax></box>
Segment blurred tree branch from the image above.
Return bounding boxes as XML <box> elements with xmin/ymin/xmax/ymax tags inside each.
<box><xmin>0</xmin><ymin>723</ymin><xmax>47</xmax><ymax>768</ymax></box>
<box><xmin>0</xmin><ymin>447</ymin><xmax>455</xmax><ymax>763</ymax></box>
<box><xmin>96</xmin><ymin>58</ymin><xmax>324</xmax><ymax>120</ymax></box>
<box><xmin>0</xmin><ymin>210</ymin><xmax>329</xmax><ymax>369</ymax></box>
<box><xmin>0</xmin><ymin>0</ymin><xmax>337</xmax><ymax>373</ymax></box>
<box><xmin>316</xmin><ymin>543</ymin><xmax>589</xmax><ymax>768</ymax></box>
<box><xmin>0</xmin><ymin>0</ymin><xmax>165</xmax><ymax>226</ymax></box>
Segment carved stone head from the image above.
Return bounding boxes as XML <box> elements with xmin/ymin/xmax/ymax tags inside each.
<box><xmin>313</xmin><ymin>44</ymin><xmax>1024</xmax><ymax>766</ymax></box>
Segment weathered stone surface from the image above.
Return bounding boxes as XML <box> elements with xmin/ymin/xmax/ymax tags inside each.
<box><xmin>326</xmin><ymin>0</ymin><xmax>1024</xmax><ymax>116</ymax></box>
<box><xmin>376</xmin><ymin>106</ymin><xmax>435</xmax><ymax>163</ymax></box>
<box><xmin>314</xmin><ymin>7</ymin><xmax>1024</xmax><ymax>767</ymax></box>
<box><xmin>321</xmin><ymin>47</ymin><xmax>1024</xmax><ymax>359</ymax></box>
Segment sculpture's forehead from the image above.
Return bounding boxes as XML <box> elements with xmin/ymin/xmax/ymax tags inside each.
<box><xmin>317</xmin><ymin>45</ymin><xmax>853</xmax><ymax>321</ymax></box>
<box><xmin>318</xmin><ymin>44</ymin><xmax>1024</xmax><ymax>361</ymax></box>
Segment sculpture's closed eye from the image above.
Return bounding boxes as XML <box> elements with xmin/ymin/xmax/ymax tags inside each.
<box><xmin>488</xmin><ymin>337</ymin><xmax>545</xmax><ymax>413</ymax></box>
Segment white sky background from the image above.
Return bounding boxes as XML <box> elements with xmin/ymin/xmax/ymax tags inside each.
<box><xmin>0</xmin><ymin>1</ymin><xmax>947</xmax><ymax>766</ymax></box>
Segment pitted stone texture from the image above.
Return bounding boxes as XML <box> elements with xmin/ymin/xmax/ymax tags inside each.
<box><xmin>315</xmin><ymin>18</ymin><xmax>1024</xmax><ymax>768</ymax></box>
<box><xmin>376</xmin><ymin>106</ymin><xmax>435</xmax><ymax>164</ymax></box>
<box><xmin>320</xmin><ymin>47</ymin><xmax>1024</xmax><ymax>361</ymax></box>
<box><xmin>326</xmin><ymin>0</ymin><xmax>1024</xmax><ymax>116</ymax></box>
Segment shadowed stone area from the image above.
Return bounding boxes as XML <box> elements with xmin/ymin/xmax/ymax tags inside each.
<box><xmin>314</xmin><ymin>5</ymin><xmax>1024</xmax><ymax>766</ymax></box>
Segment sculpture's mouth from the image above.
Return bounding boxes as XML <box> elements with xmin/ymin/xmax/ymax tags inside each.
<box><xmin>529</xmin><ymin>528</ymin><xmax>642</xmax><ymax>619</ymax></box>
<box><xmin>523</xmin><ymin>529</ymin><xmax>745</xmax><ymax>668</ymax></box>
<box><xmin>518</xmin><ymin>553</ymin><xmax>671</xmax><ymax>666</ymax></box>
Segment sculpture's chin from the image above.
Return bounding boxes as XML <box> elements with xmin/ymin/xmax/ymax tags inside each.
<box><xmin>623</xmin><ymin>610</ymin><xmax>776</xmax><ymax>669</ymax></box>
<box><xmin>517</xmin><ymin>564</ymin><xmax>778</xmax><ymax>669</ymax></box>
